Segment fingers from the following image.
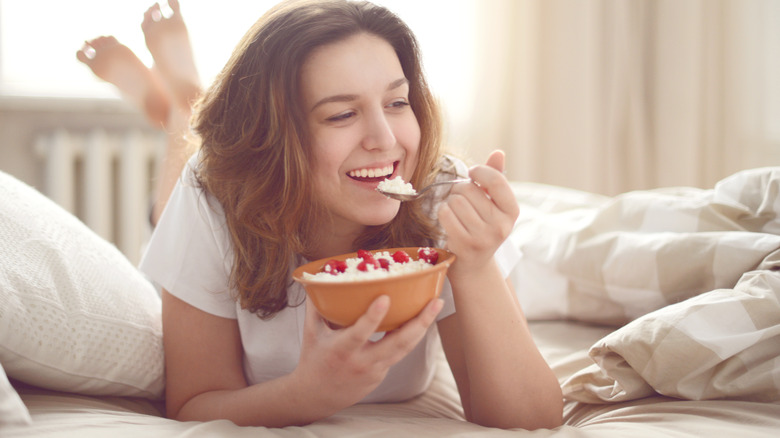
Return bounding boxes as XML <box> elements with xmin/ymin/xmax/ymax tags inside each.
<box><xmin>442</xmin><ymin>171</ymin><xmax>507</xmax><ymax>234</ymax></box>
<box><xmin>299</xmin><ymin>293</ymin><xmax>441</xmax><ymax>402</ymax></box>
<box><xmin>469</xmin><ymin>165</ymin><xmax>517</xmax><ymax>216</ymax></box>
<box><xmin>437</xmin><ymin>201</ymin><xmax>470</xmax><ymax>242</ymax></box>
<box><xmin>326</xmin><ymin>294</ymin><xmax>441</xmax><ymax>360</ymax></box>
<box><xmin>302</xmin><ymin>297</ymin><xmax>328</xmax><ymax>345</ymax></box>
<box><xmin>438</xmin><ymin>150</ymin><xmax>519</xmax><ymax>258</ymax></box>
<box><xmin>454</xmin><ymin>150</ymin><xmax>518</xmax><ymax>221</ymax></box>
<box><xmin>370</xmin><ymin>298</ymin><xmax>443</xmax><ymax>365</ymax></box>
<box><xmin>296</xmin><ymin>295</ymin><xmax>442</xmax><ymax>408</ymax></box>
<box><xmin>340</xmin><ymin>295</ymin><xmax>390</xmax><ymax>347</ymax></box>
<box><xmin>485</xmin><ymin>149</ymin><xmax>505</xmax><ymax>173</ymax></box>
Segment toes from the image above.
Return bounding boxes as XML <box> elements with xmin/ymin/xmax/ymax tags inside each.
<box><xmin>77</xmin><ymin>36</ymin><xmax>117</xmax><ymax>63</ymax></box>
<box><xmin>142</xmin><ymin>4</ymin><xmax>162</xmax><ymax>28</ymax></box>
<box><xmin>150</xmin><ymin>3</ymin><xmax>163</xmax><ymax>22</ymax></box>
<box><xmin>76</xmin><ymin>45</ymin><xmax>94</xmax><ymax>63</ymax></box>
<box><xmin>169</xmin><ymin>0</ymin><xmax>181</xmax><ymax>15</ymax></box>
<box><xmin>90</xmin><ymin>36</ymin><xmax>118</xmax><ymax>49</ymax></box>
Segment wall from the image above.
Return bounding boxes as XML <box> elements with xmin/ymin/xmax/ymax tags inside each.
<box><xmin>0</xmin><ymin>97</ymin><xmax>155</xmax><ymax>189</ymax></box>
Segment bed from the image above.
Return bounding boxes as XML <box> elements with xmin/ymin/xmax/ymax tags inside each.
<box><xmin>2</xmin><ymin>167</ymin><xmax>779</xmax><ymax>437</ymax></box>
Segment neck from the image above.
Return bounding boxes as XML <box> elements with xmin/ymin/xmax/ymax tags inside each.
<box><xmin>309</xmin><ymin>217</ymin><xmax>366</xmax><ymax>260</ymax></box>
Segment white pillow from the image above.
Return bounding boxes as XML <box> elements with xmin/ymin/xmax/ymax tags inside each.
<box><xmin>0</xmin><ymin>362</ymin><xmax>31</xmax><ymax>426</ymax></box>
<box><xmin>0</xmin><ymin>171</ymin><xmax>164</xmax><ymax>399</ymax></box>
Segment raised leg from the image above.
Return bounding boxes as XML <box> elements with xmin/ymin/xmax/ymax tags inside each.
<box><xmin>76</xmin><ymin>36</ymin><xmax>171</xmax><ymax>128</ymax></box>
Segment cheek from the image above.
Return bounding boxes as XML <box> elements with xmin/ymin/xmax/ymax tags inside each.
<box><xmin>310</xmin><ymin>133</ymin><xmax>343</xmax><ymax>175</ymax></box>
<box><xmin>310</xmin><ymin>148</ymin><xmax>348</xmax><ymax>203</ymax></box>
<box><xmin>402</xmin><ymin>118</ymin><xmax>422</xmax><ymax>172</ymax></box>
<box><xmin>404</xmin><ymin>111</ymin><xmax>422</xmax><ymax>149</ymax></box>
<box><xmin>311</xmin><ymin>157</ymin><xmax>340</xmax><ymax>192</ymax></box>
<box><xmin>309</xmin><ymin>124</ymin><xmax>354</xmax><ymax>170</ymax></box>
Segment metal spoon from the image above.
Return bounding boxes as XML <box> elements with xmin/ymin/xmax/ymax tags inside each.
<box><xmin>376</xmin><ymin>178</ymin><xmax>472</xmax><ymax>201</ymax></box>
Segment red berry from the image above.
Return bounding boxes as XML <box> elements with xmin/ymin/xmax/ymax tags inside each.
<box><xmin>323</xmin><ymin>262</ymin><xmax>337</xmax><ymax>275</ymax></box>
<box><xmin>417</xmin><ymin>247</ymin><xmax>438</xmax><ymax>264</ymax></box>
<box><xmin>378</xmin><ymin>258</ymin><xmax>391</xmax><ymax>270</ymax></box>
<box><xmin>323</xmin><ymin>259</ymin><xmax>347</xmax><ymax>275</ymax></box>
<box><xmin>392</xmin><ymin>250</ymin><xmax>411</xmax><ymax>263</ymax></box>
<box><xmin>357</xmin><ymin>259</ymin><xmax>379</xmax><ymax>272</ymax></box>
<box><xmin>357</xmin><ymin>249</ymin><xmax>374</xmax><ymax>260</ymax></box>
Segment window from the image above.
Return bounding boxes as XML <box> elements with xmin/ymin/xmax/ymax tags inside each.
<box><xmin>0</xmin><ymin>0</ymin><xmax>476</xmax><ymax>117</ymax></box>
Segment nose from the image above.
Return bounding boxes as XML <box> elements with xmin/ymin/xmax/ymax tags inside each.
<box><xmin>361</xmin><ymin>108</ymin><xmax>396</xmax><ymax>151</ymax></box>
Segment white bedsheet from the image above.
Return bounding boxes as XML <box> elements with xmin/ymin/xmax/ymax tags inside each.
<box><xmin>6</xmin><ymin>321</ymin><xmax>780</xmax><ymax>438</ymax></box>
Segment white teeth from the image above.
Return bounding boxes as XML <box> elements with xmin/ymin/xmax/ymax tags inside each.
<box><xmin>349</xmin><ymin>164</ymin><xmax>394</xmax><ymax>178</ymax></box>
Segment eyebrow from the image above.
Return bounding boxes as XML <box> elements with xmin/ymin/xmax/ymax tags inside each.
<box><xmin>310</xmin><ymin>77</ymin><xmax>409</xmax><ymax>112</ymax></box>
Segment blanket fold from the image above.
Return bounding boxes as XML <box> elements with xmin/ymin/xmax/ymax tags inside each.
<box><xmin>530</xmin><ymin>167</ymin><xmax>780</xmax><ymax>403</ymax></box>
<box><xmin>510</xmin><ymin>167</ymin><xmax>780</xmax><ymax>326</ymax></box>
<box><xmin>562</xmin><ymin>255</ymin><xmax>780</xmax><ymax>403</ymax></box>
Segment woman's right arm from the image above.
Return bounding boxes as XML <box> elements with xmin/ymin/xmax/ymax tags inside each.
<box><xmin>163</xmin><ymin>289</ymin><xmax>325</xmax><ymax>426</ymax></box>
<box><xmin>162</xmin><ymin>289</ymin><xmax>442</xmax><ymax>427</ymax></box>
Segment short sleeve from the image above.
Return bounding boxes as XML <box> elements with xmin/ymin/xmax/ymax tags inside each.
<box><xmin>436</xmin><ymin>278</ymin><xmax>455</xmax><ymax>321</ymax></box>
<box><xmin>139</xmin><ymin>158</ymin><xmax>237</xmax><ymax>319</ymax></box>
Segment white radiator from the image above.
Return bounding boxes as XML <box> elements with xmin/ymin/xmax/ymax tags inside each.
<box><xmin>35</xmin><ymin>129</ymin><xmax>166</xmax><ymax>265</ymax></box>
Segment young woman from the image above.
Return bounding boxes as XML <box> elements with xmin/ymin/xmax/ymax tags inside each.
<box><xmin>140</xmin><ymin>0</ymin><xmax>563</xmax><ymax>430</ymax></box>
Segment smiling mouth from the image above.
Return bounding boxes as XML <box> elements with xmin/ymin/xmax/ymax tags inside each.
<box><xmin>347</xmin><ymin>161</ymin><xmax>398</xmax><ymax>183</ymax></box>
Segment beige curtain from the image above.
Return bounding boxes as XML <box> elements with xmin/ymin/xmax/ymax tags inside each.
<box><xmin>453</xmin><ymin>0</ymin><xmax>780</xmax><ymax>195</ymax></box>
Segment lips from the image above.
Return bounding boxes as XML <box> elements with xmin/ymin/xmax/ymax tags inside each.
<box><xmin>347</xmin><ymin>161</ymin><xmax>398</xmax><ymax>182</ymax></box>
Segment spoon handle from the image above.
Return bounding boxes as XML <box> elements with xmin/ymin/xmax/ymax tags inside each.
<box><xmin>417</xmin><ymin>178</ymin><xmax>472</xmax><ymax>195</ymax></box>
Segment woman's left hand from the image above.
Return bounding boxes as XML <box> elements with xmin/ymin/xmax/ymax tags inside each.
<box><xmin>437</xmin><ymin>150</ymin><xmax>519</xmax><ymax>272</ymax></box>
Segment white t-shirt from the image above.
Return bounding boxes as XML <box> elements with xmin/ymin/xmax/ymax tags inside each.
<box><xmin>140</xmin><ymin>153</ymin><xmax>521</xmax><ymax>403</ymax></box>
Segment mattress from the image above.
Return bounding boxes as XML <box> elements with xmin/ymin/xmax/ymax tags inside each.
<box><xmin>6</xmin><ymin>320</ymin><xmax>780</xmax><ymax>437</ymax></box>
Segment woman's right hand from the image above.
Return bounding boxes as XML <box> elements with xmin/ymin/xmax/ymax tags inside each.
<box><xmin>293</xmin><ymin>294</ymin><xmax>443</xmax><ymax>414</ymax></box>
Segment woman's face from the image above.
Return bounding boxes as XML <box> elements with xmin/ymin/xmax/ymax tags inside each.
<box><xmin>300</xmin><ymin>32</ymin><xmax>420</xmax><ymax>237</ymax></box>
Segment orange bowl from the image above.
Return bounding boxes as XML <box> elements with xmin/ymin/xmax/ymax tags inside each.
<box><xmin>292</xmin><ymin>247</ymin><xmax>455</xmax><ymax>332</ymax></box>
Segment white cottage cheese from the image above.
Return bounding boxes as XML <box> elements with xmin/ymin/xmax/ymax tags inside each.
<box><xmin>303</xmin><ymin>250</ymin><xmax>435</xmax><ymax>282</ymax></box>
<box><xmin>377</xmin><ymin>176</ymin><xmax>417</xmax><ymax>195</ymax></box>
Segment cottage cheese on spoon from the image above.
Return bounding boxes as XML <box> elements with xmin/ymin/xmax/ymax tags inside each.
<box><xmin>377</xmin><ymin>176</ymin><xmax>417</xmax><ymax>196</ymax></box>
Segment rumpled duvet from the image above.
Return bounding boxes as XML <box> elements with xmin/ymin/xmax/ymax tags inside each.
<box><xmin>507</xmin><ymin>167</ymin><xmax>780</xmax><ymax>403</ymax></box>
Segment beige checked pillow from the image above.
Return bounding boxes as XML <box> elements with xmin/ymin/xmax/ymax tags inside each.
<box><xmin>562</xmin><ymin>253</ymin><xmax>780</xmax><ymax>403</ymax></box>
<box><xmin>508</xmin><ymin>167</ymin><xmax>780</xmax><ymax>326</ymax></box>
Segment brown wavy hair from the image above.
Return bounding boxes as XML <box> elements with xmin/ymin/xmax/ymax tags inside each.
<box><xmin>191</xmin><ymin>0</ymin><xmax>444</xmax><ymax>318</ymax></box>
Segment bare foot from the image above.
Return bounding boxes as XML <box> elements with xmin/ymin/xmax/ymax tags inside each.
<box><xmin>142</xmin><ymin>0</ymin><xmax>201</xmax><ymax>111</ymax></box>
<box><xmin>77</xmin><ymin>36</ymin><xmax>171</xmax><ymax>128</ymax></box>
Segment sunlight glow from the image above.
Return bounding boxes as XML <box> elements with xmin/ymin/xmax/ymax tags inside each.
<box><xmin>0</xmin><ymin>0</ymin><xmax>476</xmax><ymax>116</ymax></box>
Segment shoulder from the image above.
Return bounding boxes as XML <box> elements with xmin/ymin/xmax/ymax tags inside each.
<box><xmin>173</xmin><ymin>151</ymin><xmax>226</xmax><ymax>224</ymax></box>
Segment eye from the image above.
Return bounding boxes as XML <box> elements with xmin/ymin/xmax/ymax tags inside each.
<box><xmin>326</xmin><ymin>111</ymin><xmax>356</xmax><ymax>122</ymax></box>
<box><xmin>387</xmin><ymin>99</ymin><xmax>410</xmax><ymax>110</ymax></box>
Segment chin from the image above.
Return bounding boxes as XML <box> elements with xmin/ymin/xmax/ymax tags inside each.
<box><xmin>361</xmin><ymin>201</ymin><xmax>401</xmax><ymax>226</ymax></box>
